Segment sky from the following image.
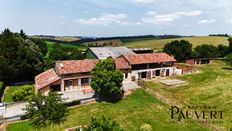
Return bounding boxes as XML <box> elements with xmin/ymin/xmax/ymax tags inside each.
<box><xmin>0</xmin><ymin>0</ymin><xmax>232</xmax><ymax>37</ymax></box>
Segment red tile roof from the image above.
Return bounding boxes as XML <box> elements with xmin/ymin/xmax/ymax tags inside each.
<box><xmin>115</xmin><ymin>57</ymin><xmax>131</xmax><ymax>69</ymax></box>
<box><xmin>35</xmin><ymin>69</ymin><xmax>60</xmax><ymax>90</ymax></box>
<box><xmin>122</xmin><ymin>53</ymin><xmax>176</xmax><ymax>65</ymax></box>
<box><xmin>57</xmin><ymin>59</ymin><xmax>98</xmax><ymax>75</ymax></box>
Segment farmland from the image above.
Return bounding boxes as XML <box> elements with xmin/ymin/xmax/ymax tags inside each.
<box><xmin>124</xmin><ymin>36</ymin><xmax>229</xmax><ymax>50</ymax></box>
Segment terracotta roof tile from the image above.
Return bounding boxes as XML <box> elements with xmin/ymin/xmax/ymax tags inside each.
<box><xmin>115</xmin><ymin>57</ymin><xmax>131</xmax><ymax>69</ymax></box>
<box><xmin>57</xmin><ymin>59</ymin><xmax>98</xmax><ymax>75</ymax></box>
<box><xmin>35</xmin><ymin>69</ymin><xmax>60</xmax><ymax>90</ymax></box>
<box><xmin>123</xmin><ymin>53</ymin><xmax>176</xmax><ymax>65</ymax></box>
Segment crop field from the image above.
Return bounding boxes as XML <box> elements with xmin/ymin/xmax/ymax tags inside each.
<box><xmin>124</xmin><ymin>36</ymin><xmax>229</xmax><ymax>50</ymax></box>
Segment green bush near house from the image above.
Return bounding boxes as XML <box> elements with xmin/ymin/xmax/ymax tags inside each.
<box><xmin>12</xmin><ymin>85</ymin><xmax>34</xmax><ymax>101</ymax></box>
<box><xmin>3</xmin><ymin>84</ymin><xmax>34</xmax><ymax>102</ymax></box>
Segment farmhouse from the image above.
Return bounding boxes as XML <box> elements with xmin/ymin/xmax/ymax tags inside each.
<box><xmin>35</xmin><ymin>53</ymin><xmax>177</xmax><ymax>95</ymax></box>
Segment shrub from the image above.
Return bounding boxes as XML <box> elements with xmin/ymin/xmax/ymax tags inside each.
<box><xmin>83</xmin><ymin>115</ymin><xmax>124</xmax><ymax>131</ymax></box>
<box><xmin>140</xmin><ymin>123</ymin><xmax>153</xmax><ymax>131</ymax></box>
<box><xmin>12</xmin><ymin>85</ymin><xmax>34</xmax><ymax>101</ymax></box>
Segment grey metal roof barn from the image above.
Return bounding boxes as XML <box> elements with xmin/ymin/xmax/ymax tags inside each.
<box><xmin>88</xmin><ymin>47</ymin><xmax>135</xmax><ymax>59</ymax></box>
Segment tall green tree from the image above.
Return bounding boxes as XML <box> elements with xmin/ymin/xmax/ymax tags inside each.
<box><xmin>227</xmin><ymin>37</ymin><xmax>232</xmax><ymax>53</ymax></box>
<box><xmin>217</xmin><ymin>44</ymin><xmax>228</xmax><ymax>57</ymax></box>
<box><xmin>0</xmin><ymin>29</ymin><xmax>45</xmax><ymax>83</ymax></box>
<box><xmin>194</xmin><ymin>44</ymin><xmax>218</xmax><ymax>58</ymax></box>
<box><xmin>19</xmin><ymin>29</ymin><xmax>27</xmax><ymax>39</ymax></box>
<box><xmin>24</xmin><ymin>92</ymin><xmax>68</xmax><ymax>128</ymax></box>
<box><xmin>30</xmin><ymin>38</ymin><xmax>48</xmax><ymax>56</ymax></box>
<box><xmin>163</xmin><ymin>40</ymin><xmax>193</xmax><ymax>61</ymax></box>
<box><xmin>91</xmin><ymin>58</ymin><xmax>123</xmax><ymax>100</ymax></box>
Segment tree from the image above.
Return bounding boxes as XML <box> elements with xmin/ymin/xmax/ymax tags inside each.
<box><xmin>30</xmin><ymin>38</ymin><xmax>48</xmax><ymax>56</ymax></box>
<box><xmin>217</xmin><ymin>44</ymin><xmax>228</xmax><ymax>57</ymax></box>
<box><xmin>83</xmin><ymin>115</ymin><xmax>124</xmax><ymax>131</ymax></box>
<box><xmin>227</xmin><ymin>37</ymin><xmax>232</xmax><ymax>53</ymax></box>
<box><xmin>19</xmin><ymin>29</ymin><xmax>27</xmax><ymax>39</ymax></box>
<box><xmin>24</xmin><ymin>92</ymin><xmax>68</xmax><ymax>128</ymax></box>
<box><xmin>0</xmin><ymin>29</ymin><xmax>45</xmax><ymax>83</ymax></box>
<box><xmin>225</xmin><ymin>53</ymin><xmax>232</xmax><ymax>69</ymax></box>
<box><xmin>49</xmin><ymin>44</ymin><xmax>84</xmax><ymax>60</ymax></box>
<box><xmin>163</xmin><ymin>40</ymin><xmax>193</xmax><ymax>61</ymax></box>
<box><xmin>194</xmin><ymin>44</ymin><xmax>218</xmax><ymax>58</ymax></box>
<box><xmin>91</xmin><ymin>58</ymin><xmax>123</xmax><ymax>100</ymax></box>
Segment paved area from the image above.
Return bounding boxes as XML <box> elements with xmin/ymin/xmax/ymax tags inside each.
<box><xmin>122</xmin><ymin>81</ymin><xmax>140</xmax><ymax>90</ymax></box>
<box><xmin>159</xmin><ymin>79</ymin><xmax>187</xmax><ymax>86</ymax></box>
<box><xmin>0</xmin><ymin>102</ymin><xmax>27</xmax><ymax>119</ymax></box>
<box><xmin>0</xmin><ymin>81</ymin><xmax>140</xmax><ymax>120</ymax></box>
<box><xmin>61</xmin><ymin>90</ymin><xmax>95</xmax><ymax>103</ymax></box>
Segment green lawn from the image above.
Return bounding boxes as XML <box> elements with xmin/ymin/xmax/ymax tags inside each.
<box><xmin>3</xmin><ymin>84</ymin><xmax>34</xmax><ymax>103</ymax></box>
<box><xmin>143</xmin><ymin>60</ymin><xmax>232</xmax><ymax>130</ymax></box>
<box><xmin>124</xmin><ymin>36</ymin><xmax>229</xmax><ymax>50</ymax></box>
<box><xmin>45</xmin><ymin>41</ymin><xmax>88</xmax><ymax>58</ymax></box>
<box><xmin>6</xmin><ymin>89</ymin><xmax>206</xmax><ymax>131</ymax></box>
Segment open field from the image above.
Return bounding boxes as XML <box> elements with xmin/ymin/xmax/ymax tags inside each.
<box><xmin>3</xmin><ymin>84</ymin><xmax>34</xmax><ymax>103</ymax></box>
<box><xmin>6</xmin><ymin>89</ymin><xmax>206</xmax><ymax>131</ymax></box>
<box><xmin>124</xmin><ymin>36</ymin><xmax>229</xmax><ymax>50</ymax></box>
<box><xmin>144</xmin><ymin>60</ymin><xmax>232</xmax><ymax>130</ymax></box>
<box><xmin>45</xmin><ymin>41</ymin><xmax>87</xmax><ymax>58</ymax></box>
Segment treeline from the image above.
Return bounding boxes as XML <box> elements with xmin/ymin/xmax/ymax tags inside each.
<box><xmin>39</xmin><ymin>34</ymin><xmax>185</xmax><ymax>45</ymax></box>
<box><xmin>209</xmin><ymin>34</ymin><xmax>230</xmax><ymax>37</ymax></box>
<box><xmin>163</xmin><ymin>38</ymin><xmax>232</xmax><ymax>61</ymax></box>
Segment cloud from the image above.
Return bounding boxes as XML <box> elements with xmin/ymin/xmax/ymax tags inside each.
<box><xmin>76</xmin><ymin>13</ymin><xmax>127</xmax><ymax>25</ymax></box>
<box><xmin>141</xmin><ymin>11</ymin><xmax>202</xmax><ymax>24</ymax></box>
<box><xmin>197</xmin><ymin>19</ymin><xmax>216</xmax><ymax>24</ymax></box>
<box><xmin>133</xmin><ymin>0</ymin><xmax>155</xmax><ymax>4</ymax></box>
<box><xmin>226</xmin><ymin>19</ymin><xmax>232</xmax><ymax>23</ymax></box>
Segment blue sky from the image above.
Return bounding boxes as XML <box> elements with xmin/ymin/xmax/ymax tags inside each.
<box><xmin>0</xmin><ymin>0</ymin><xmax>232</xmax><ymax>36</ymax></box>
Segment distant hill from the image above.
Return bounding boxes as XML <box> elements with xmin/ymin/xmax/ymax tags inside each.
<box><xmin>123</xmin><ymin>36</ymin><xmax>229</xmax><ymax>50</ymax></box>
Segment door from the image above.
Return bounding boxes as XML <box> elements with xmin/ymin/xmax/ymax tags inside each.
<box><xmin>141</xmin><ymin>72</ymin><xmax>147</xmax><ymax>78</ymax></box>
<box><xmin>166</xmin><ymin>69</ymin><xmax>170</xmax><ymax>76</ymax></box>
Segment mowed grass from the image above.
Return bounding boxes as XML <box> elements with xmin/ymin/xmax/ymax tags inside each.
<box><xmin>6</xmin><ymin>89</ymin><xmax>207</xmax><ymax>131</ymax></box>
<box><xmin>3</xmin><ymin>85</ymin><xmax>34</xmax><ymax>103</ymax></box>
<box><xmin>124</xmin><ymin>36</ymin><xmax>229</xmax><ymax>50</ymax></box>
<box><xmin>45</xmin><ymin>41</ymin><xmax>87</xmax><ymax>58</ymax></box>
<box><xmin>144</xmin><ymin>60</ymin><xmax>232</xmax><ymax>130</ymax></box>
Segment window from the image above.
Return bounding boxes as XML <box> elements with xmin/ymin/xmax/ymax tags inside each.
<box><xmin>125</xmin><ymin>73</ymin><xmax>128</xmax><ymax>79</ymax></box>
<box><xmin>81</xmin><ymin>78</ymin><xmax>89</xmax><ymax>85</ymax></box>
<box><xmin>66</xmin><ymin>80</ymin><xmax>73</xmax><ymax>87</ymax></box>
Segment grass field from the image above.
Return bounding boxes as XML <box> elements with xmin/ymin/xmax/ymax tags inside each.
<box><xmin>3</xmin><ymin>84</ymin><xmax>34</xmax><ymax>102</ymax></box>
<box><xmin>124</xmin><ymin>36</ymin><xmax>229</xmax><ymax>50</ymax></box>
<box><xmin>144</xmin><ymin>60</ymin><xmax>232</xmax><ymax>130</ymax></box>
<box><xmin>45</xmin><ymin>41</ymin><xmax>87</xmax><ymax>58</ymax></box>
<box><xmin>6</xmin><ymin>89</ymin><xmax>206</xmax><ymax>131</ymax></box>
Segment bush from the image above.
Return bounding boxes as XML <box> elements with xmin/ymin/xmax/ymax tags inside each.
<box><xmin>0</xmin><ymin>81</ymin><xmax>4</xmax><ymax>99</ymax></box>
<box><xmin>83</xmin><ymin>115</ymin><xmax>124</xmax><ymax>131</ymax></box>
<box><xmin>12</xmin><ymin>85</ymin><xmax>34</xmax><ymax>101</ymax></box>
<box><xmin>140</xmin><ymin>123</ymin><xmax>153</xmax><ymax>131</ymax></box>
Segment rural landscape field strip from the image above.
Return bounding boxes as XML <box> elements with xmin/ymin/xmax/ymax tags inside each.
<box><xmin>7</xmin><ymin>89</ymin><xmax>207</xmax><ymax>131</ymax></box>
